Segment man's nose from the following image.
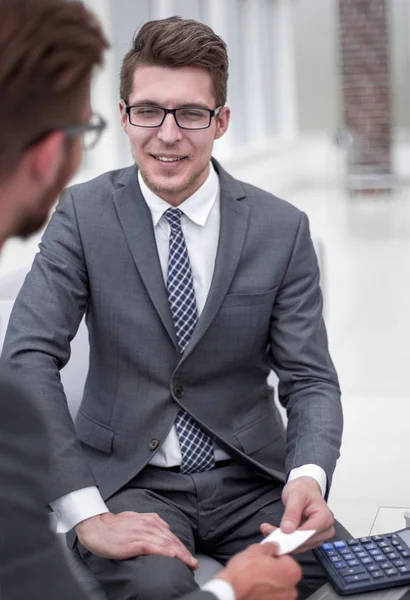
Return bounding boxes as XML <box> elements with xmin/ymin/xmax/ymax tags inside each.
<box><xmin>157</xmin><ymin>112</ymin><xmax>183</xmax><ymax>144</ymax></box>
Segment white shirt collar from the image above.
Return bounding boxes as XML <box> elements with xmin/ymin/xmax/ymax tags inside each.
<box><xmin>138</xmin><ymin>162</ymin><xmax>219</xmax><ymax>228</ymax></box>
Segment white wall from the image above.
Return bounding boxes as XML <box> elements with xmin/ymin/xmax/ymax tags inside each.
<box><xmin>390</xmin><ymin>0</ymin><xmax>410</xmax><ymax>130</ymax></box>
<box><xmin>293</xmin><ymin>0</ymin><xmax>341</xmax><ymax>132</ymax></box>
<box><xmin>291</xmin><ymin>0</ymin><xmax>410</xmax><ymax>133</ymax></box>
<box><xmin>2</xmin><ymin>0</ymin><xmax>410</xmax><ymax>277</ymax></box>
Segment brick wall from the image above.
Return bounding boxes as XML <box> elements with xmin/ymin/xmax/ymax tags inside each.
<box><xmin>338</xmin><ymin>0</ymin><xmax>392</xmax><ymax>176</ymax></box>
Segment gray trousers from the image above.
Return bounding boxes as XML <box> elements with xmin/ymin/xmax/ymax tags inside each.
<box><xmin>77</xmin><ymin>462</ymin><xmax>349</xmax><ymax>600</ymax></box>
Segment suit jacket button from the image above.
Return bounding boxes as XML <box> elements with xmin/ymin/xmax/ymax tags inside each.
<box><xmin>173</xmin><ymin>385</ymin><xmax>184</xmax><ymax>399</ymax></box>
<box><xmin>149</xmin><ymin>438</ymin><xmax>159</xmax><ymax>451</ymax></box>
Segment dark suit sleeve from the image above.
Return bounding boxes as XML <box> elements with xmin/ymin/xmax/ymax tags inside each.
<box><xmin>0</xmin><ymin>375</ymin><xmax>89</xmax><ymax>600</ymax></box>
<box><xmin>269</xmin><ymin>211</ymin><xmax>342</xmax><ymax>490</ymax></box>
<box><xmin>1</xmin><ymin>189</ymin><xmax>96</xmax><ymax>501</ymax></box>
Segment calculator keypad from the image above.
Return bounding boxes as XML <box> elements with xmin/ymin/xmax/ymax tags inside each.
<box><xmin>315</xmin><ymin>529</ymin><xmax>410</xmax><ymax>595</ymax></box>
<box><xmin>371</xmin><ymin>571</ymin><xmax>384</xmax><ymax>579</ymax></box>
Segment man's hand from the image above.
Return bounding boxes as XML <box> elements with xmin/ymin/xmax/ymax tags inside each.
<box><xmin>260</xmin><ymin>476</ymin><xmax>335</xmax><ymax>553</ymax></box>
<box><xmin>217</xmin><ymin>543</ymin><xmax>302</xmax><ymax>600</ymax></box>
<box><xmin>75</xmin><ymin>511</ymin><xmax>198</xmax><ymax>568</ymax></box>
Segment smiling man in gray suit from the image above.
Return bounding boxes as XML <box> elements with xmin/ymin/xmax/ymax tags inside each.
<box><xmin>3</xmin><ymin>14</ymin><xmax>345</xmax><ymax>600</ymax></box>
<box><xmin>0</xmin><ymin>4</ymin><xmax>302</xmax><ymax>600</ymax></box>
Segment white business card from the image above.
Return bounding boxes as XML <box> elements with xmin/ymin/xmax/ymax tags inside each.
<box><xmin>260</xmin><ymin>528</ymin><xmax>316</xmax><ymax>555</ymax></box>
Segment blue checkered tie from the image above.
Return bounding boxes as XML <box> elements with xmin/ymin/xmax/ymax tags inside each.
<box><xmin>164</xmin><ymin>208</ymin><xmax>215</xmax><ymax>474</ymax></box>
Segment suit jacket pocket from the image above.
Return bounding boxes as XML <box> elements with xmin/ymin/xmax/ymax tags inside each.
<box><xmin>233</xmin><ymin>412</ymin><xmax>285</xmax><ymax>455</ymax></box>
<box><xmin>222</xmin><ymin>287</ymin><xmax>278</xmax><ymax>308</ymax></box>
<box><xmin>75</xmin><ymin>410</ymin><xmax>114</xmax><ymax>454</ymax></box>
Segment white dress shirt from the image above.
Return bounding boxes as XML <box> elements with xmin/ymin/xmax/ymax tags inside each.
<box><xmin>138</xmin><ymin>161</ymin><xmax>231</xmax><ymax>467</ymax></box>
<box><xmin>51</xmin><ymin>162</ymin><xmax>327</xmax><ymax>600</ymax></box>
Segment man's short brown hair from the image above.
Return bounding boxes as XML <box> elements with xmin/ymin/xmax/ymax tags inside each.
<box><xmin>0</xmin><ymin>0</ymin><xmax>108</xmax><ymax>174</ymax></box>
<box><xmin>120</xmin><ymin>16</ymin><xmax>229</xmax><ymax>107</ymax></box>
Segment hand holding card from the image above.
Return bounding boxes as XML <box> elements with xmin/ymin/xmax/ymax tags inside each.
<box><xmin>261</xmin><ymin>528</ymin><xmax>316</xmax><ymax>555</ymax></box>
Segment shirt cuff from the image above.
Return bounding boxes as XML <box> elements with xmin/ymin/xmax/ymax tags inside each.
<box><xmin>287</xmin><ymin>464</ymin><xmax>327</xmax><ymax>498</ymax></box>
<box><xmin>50</xmin><ymin>486</ymin><xmax>109</xmax><ymax>533</ymax></box>
<box><xmin>201</xmin><ymin>579</ymin><xmax>236</xmax><ymax>600</ymax></box>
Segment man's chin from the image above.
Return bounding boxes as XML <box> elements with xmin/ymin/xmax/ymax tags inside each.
<box><xmin>139</xmin><ymin>159</ymin><xmax>209</xmax><ymax>202</ymax></box>
<box><xmin>144</xmin><ymin>173</ymin><xmax>189</xmax><ymax>199</ymax></box>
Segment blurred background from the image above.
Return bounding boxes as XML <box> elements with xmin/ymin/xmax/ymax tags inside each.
<box><xmin>2</xmin><ymin>0</ymin><xmax>410</xmax><ymax>536</ymax></box>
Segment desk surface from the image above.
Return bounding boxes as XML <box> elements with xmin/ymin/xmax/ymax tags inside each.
<box><xmin>370</xmin><ymin>508</ymin><xmax>410</xmax><ymax>536</ymax></box>
<box><xmin>309</xmin><ymin>583</ymin><xmax>410</xmax><ymax>600</ymax></box>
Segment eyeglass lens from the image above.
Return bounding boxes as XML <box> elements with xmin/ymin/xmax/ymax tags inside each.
<box><xmin>129</xmin><ymin>106</ymin><xmax>211</xmax><ymax>129</ymax></box>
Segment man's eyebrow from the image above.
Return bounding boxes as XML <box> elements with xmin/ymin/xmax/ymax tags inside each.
<box><xmin>178</xmin><ymin>103</ymin><xmax>213</xmax><ymax>110</ymax></box>
<box><xmin>127</xmin><ymin>100</ymin><xmax>160</xmax><ymax>107</ymax></box>
<box><xmin>127</xmin><ymin>100</ymin><xmax>213</xmax><ymax>110</ymax></box>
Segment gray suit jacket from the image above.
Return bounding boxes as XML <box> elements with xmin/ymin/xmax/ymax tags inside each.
<box><xmin>2</xmin><ymin>158</ymin><xmax>342</xmax><ymax>505</ymax></box>
<box><xmin>0</xmin><ymin>370</ymin><xmax>89</xmax><ymax>600</ymax></box>
<box><xmin>0</xmin><ymin>370</ymin><xmax>215</xmax><ymax>600</ymax></box>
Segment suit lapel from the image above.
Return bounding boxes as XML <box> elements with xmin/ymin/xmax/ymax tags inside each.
<box><xmin>181</xmin><ymin>160</ymin><xmax>250</xmax><ymax>362</ymax></box>
<box><xmin>113</xmin><ymin>168</ymin><xmax>179</xmax><ymax>350</ymax></box>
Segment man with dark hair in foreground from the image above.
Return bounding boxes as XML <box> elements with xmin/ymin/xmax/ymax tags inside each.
<box><xmin>0</xmin><ymin>1</ymin><xmax>302</xmax><ymax>599</ymax></box>
<box><xmin>0</xmin><ymin>0</ymin><xmax>107</xmax><ymax>597</ymax></box>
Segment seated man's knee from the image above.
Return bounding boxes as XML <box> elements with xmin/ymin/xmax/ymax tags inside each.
<box><xmin>132</xmin><ymin>555</ymin><xmax>197</xmax><ymax>600</ymax></box>
<box><xmin>78</xmin><ymin>546</ymin><xmax>197</xmax><ymax>600</ymax></box>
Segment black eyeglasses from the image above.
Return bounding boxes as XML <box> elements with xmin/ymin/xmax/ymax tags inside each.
<box><xmin>25</xmin><ymin>112</ymin><xmax>107</xmax><ymax>151</ymax></box>
<box><xmin>123</xmin><ymin>103</ymin><xmax>222</xmax><ymax>130</ymax></box>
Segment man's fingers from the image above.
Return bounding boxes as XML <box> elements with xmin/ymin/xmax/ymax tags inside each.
<box><xmin>98</xmin><ymin>533</ymin><xmax>197</xmax><ymax>567</ymax></box>
<box><xmin>260</xmin><ymin>522</ymin><xmax>276</xmax><ymax>538</ymax></box>
<box><xmin>245</xmin><ymin>544</ymin><xmax>301</xmax><ymax>582</ymax></box>
<box><xmin>138</xmin><ymin>520</ymin><xmax>183</xmax><ymax>544</ymax></box>
<box><xmin>281</xmin><ymin>494</ymin><xmax>304</xmax><ymax>532</ymax></box>
<box><xmin>138</xmin><ymin>526</ymin><xmax>198</xmax><ymax>566</ymax></box>
<box><xmin>300</xmin><ymin>505</ymin><xmax>334</xmax><ymax>531</ymax></box>
<box><xmin>118</xmin><ymin>511</ymin><xmax>171</xmax><ymax>530</ymax></box>
<box><xmin>300</xmin><ymin>519</ymin><xmax>334</xmax><ymax>539</ymax></box>
<box><xmin>120</xmin><ymin>515</ymin><xmax>191</xmax><ymax>554</ymax></box>
<box><xmin>145</xmin><ymin>512</ymin><xmax>172</xmax><ymax>529</ymax></box>
<box><xmin>127</xmin><ymin>540</ymin><xmax>181</xmax><ymax>559</ymax></box>
<box><xmin>249</xmin><ymin>542</ymin><xmax>280</xmax><ymax>557</ymax></box>
<box><xmin>276</xmin><ymin>555</ymin><xmax>303</xmax><ymax>585</ymax></box>
<box><xmin>156</xmin><ymin>528</ymin><xmax>196</xmax><ymax>562</ymax></box>
<box><xmin>129</xmin><ymin>539</ymin><xmax>198</xmax><ymax>568</ymax></box>
<box><xmin>92</xmin><ymin>511</ymin><xmax>197</xmax><ymax>567</ymax></box>
<box><xmin>295</xmin><ymin>525</ymin><xmax>335</xmax><ymax>553</ymax></box>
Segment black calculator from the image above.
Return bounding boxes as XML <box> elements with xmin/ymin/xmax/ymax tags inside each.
<box><xmin>313</xmin><ymin>528</ymin><xmax>410</xmax><ymax>596</ymax></box>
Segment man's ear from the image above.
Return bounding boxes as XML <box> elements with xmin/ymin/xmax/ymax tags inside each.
<box><xmin>214</xmin><ymin>106</ymin><xmax>230</xmax><ymax>140</ymax></box>
<box><xmin>28</xmin><ymin>131</ymin><xmax>65</xmax><ymax>187</ymax></box>
<box><xmin>119</xmin><ymin>101</ymin><xmax>128</xmax><ymax>132</ymax></box>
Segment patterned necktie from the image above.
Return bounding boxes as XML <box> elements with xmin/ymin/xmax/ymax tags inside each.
<box><xmin>164</xmin><ymin>207</ymin><xmax>215</xmax><ymax>474</ymax></box>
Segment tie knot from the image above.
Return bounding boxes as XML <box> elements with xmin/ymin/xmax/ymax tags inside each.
<box><xmin>164</xmin><ymin>207</ymin><xmax>183</xmax><ymax>231</ymax></box>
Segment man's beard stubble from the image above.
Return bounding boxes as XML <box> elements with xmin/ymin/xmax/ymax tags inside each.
<box><xmin>139</xmin><ymin>166</ymin><xmax>200</xmax><ymax>201</ymax></box>
<box><xmin>134</xmin><ymin>146</ymin><xmax>209</xmax><ymax>203</ymax></box>
<box><xmin>15</xmin><ymin>192</ymin><xmax>52</xmax><ymax>238</ymax></box>
<box><xmin>15</xmin><ymin>143</ymin><xmax>78</xmax><ymax>239</ymax></box>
